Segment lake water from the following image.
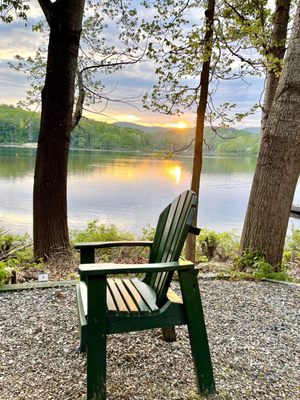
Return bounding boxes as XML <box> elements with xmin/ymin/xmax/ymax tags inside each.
<box><xmin>0</xmin><ymin>146</ymin><xmax>299</xmax><ymax>236</ymax></box>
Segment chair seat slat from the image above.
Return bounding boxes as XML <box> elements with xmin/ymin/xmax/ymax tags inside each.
<box><xmin>122</xmin><ymin>279</ymin><xmax>152</xmax><ymax>314</ymax></box>
<box><xmin>131</xmin><ymin>278</ymin><xmax>159</xmax><ymax>313</ymax></box>
<box><xmin>114</xmin><ymin>280</ymin><xmax>139</xmax><ymax>313</ymax></box>
<box><xmin>167</xmin><ymin>288</ymin><xmax>182</xmax><ymax>304</ymax></box>
<box><xmin>107</xmin><ymin>279</ymin><xmax>129</xmax><ymax>314</ymax></box>
<box><xmin>107</xmin><ymin>285</ymin><xmax>118</xmax><ymax>313</ymax></box>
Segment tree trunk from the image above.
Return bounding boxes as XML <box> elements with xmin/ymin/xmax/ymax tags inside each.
<box><xmin>260</xmin><ymin>0</ymin><xmax>291</xmax><ymax>138</ymax></box>
<box><xmin>240</xmin><ymin>2</ymin><xmax>300</xmax><ymax>268</ymax></box>
<box><xmin>34</xmin><ymin>0</ymin><xmax>85</xmax><ymax>259</ymax></box>
<box><xmin>185</xmin><ymin>0</ymin><xmax>215</xmax><ymax>262</ymax></box>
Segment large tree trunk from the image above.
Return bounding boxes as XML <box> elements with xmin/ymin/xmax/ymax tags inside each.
<box><xmin>260</xmin><ymin>0</ymin><xmax>291</xmax><ymax>138</ymax></box>
<box><xmin>240</xmin><ymin>2</ymin><xmax>300</xmax><ymax>268</ymax></box>
<box><xmin>34</xmin><ymin>0</ymin><xmax>85</xmax><ymax>259</ymax></box>
<box><xmin>185</xmin><ymin>0</ymin><xmax>215</xmax><ymax>262</ymax></box>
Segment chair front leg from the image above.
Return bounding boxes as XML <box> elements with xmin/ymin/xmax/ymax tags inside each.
<box><xmin>87</xmin><ymin>275</ymin><xmax>107</xmax><ymax>400</ymax></box>
<box><xmin>179</xmin><ymin>269</ymin><xmax>215</xmax><ymax>395</ymax></box>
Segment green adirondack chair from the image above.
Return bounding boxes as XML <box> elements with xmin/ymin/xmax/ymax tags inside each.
<box><xmin>75</xmin><ymin>190</ymin><xmax>215</xmax><ymax>400</ymax></box>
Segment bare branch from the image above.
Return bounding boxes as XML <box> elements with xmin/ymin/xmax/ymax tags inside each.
<box><xmin>82</xmin><ymin>107</ymin><xmax>118</xmax><ymax>122</ymax></box>
<box><xmin>80</xmin><ymin>51</ymin><xmax>145</xmax><ymax>74</ymax></box>
<box><xmin>83</xmin><ymin>83</ymin><xmax>142</xmax><ymax>110</ymax></box>
<box><xmin>173</xmin><ymin>138</ymin><xmax>195</xmax><ymax>153</ymax></box>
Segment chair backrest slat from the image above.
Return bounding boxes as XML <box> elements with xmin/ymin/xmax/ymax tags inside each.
<box><xmin>143</xmin><ymin>190</ymin><xmax>198</xmax><ymax>306</ymax></box>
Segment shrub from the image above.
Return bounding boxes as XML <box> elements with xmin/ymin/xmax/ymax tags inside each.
<box><xmin>70</xmin><ymin>220</ymin><xmax>134</xmax><ymax>243</ymax></box>
<box><xmin>70</xmin><ymin>221</ymin><xmax>139</xmax><ymax>263</ymax></box>
<box><xmin>139</xmin><ymin>224</ymin><xmax>156</xmax><ymax>241</ymax></box>
<box><xmin>234</xmin><ymin>249</ymin><xmax>270</xmax><ymax>272</ymax></box>
<box><xmin>0</xmin><ymin>228</ymin><xmax>36</xmax><ymax>284</ymax></box>
<box><xmin>233</xmin><ymin>249</ymin><xmax>292</xmax><ymax>281</ymax></box>
<box><xmin>197</xmin><ymin>229</ymin><xmax>239</xmax><ymax>261</ymax></box>
<box><xmin>284</xmin><ymin>228</ymin><xmax>300</xmax><ymax>262</ymax></box>
<box><xmin>0</xmin><ymin>261</ymin><xmax>11</xmax><ymax>283</ymax></box>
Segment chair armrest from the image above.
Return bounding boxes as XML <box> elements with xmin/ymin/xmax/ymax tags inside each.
<box><xmin>74</xmin><ymin>240</ymin><xmax>153</xmax><ymax>250</ymax></box>
<box><xmin>79</xmin><ymin>260</ymin><xmax>194</xmax><ymax>278</ymax></box>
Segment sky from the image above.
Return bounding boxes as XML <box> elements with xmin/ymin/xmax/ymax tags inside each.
<box><xmin>0</xmin><ymin>0</ymin><xmax>267</xmax><ymax>129</ymax></box>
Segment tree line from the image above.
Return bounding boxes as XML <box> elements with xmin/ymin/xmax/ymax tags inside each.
<box><xmin>0</xmin><ymin>105</ymin><xmax>259</xmax><ymax>154</ymax></box>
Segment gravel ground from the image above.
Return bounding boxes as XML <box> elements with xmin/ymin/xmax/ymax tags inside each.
<box><xmin>0</xmin><ymin>280</ymin><xmax>299</xmax><ymax>400</ymax></box>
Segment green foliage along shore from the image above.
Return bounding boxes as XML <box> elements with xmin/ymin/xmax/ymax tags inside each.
<box><xmin>0</xmin><ymin>223</ymin><xmax>299</xmax><ymax>284</ymax></box>
<box><xmin>0</xmin><ymin>104</ymin><xmax>259</xmax><ymax>154</ymax></box>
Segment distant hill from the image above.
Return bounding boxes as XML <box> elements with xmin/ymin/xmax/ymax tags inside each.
<box><xmin>113</xmin><ymin>121</ymin><xmax>163</xmax><ymax>133</ymax></box>
<box><xmin>241</xmin><ymin>127</ymin><xmax>260</xmax><ymax>134</ymax></box>
<box><xmin>115</xmin><ymin>120</ymin><xmax>261</xmax><ymax>136</ymax></box>
<box><xmin>113</xmin><ymin>121</ymin><xmax>194</xmax><ymax>136</ymax></box>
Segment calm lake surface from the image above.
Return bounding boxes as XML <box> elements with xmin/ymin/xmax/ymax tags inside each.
<box><xmin>0</xmin><ymin>146</ymin><xmax>299</xmax><ymax>236</ymax></box>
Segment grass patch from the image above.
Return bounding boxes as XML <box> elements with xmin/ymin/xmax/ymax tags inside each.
<box><xmin>232</xmin><ymin>249</ymin><xmax>294</xmax><ymax>282</ymax></box>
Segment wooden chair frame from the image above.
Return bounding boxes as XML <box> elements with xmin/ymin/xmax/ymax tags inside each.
<box><xmin>76</xmin><ymin>191</ymin><xmax>215</xmax><ymax>399</ymax></box>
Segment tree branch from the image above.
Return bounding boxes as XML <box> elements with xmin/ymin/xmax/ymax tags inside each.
<box><xmin>72</xmin><ymin>70</ymin><xmax>85</xmax><ymax>130</ymax></box>
<box><xmin>173</xmin><ymin>138</ymin><xmax>195</xmax><ymax>153</ymax></box>
<box><xmin>80</xmin><ymin>50</ymin><xmax>146</xmax><ymax>74</ymax></box>
<box><xmin>222</xmin><ymin>0</ymin><xmax>268</xmax><ymax>54</ymax></box>
<box><xmin>223</xmin><ymin>0</ymin><xmax>247</xmax><ymax>22</ymax></box>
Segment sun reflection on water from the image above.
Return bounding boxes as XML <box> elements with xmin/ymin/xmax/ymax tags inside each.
<box><xmin>80</xmin><ymin>159</ymin><xmax>184</xmax><ymax>184</ymax></box>
<box><xmin>163</xmin><ymin>164</ymin><xmax>182</xmax><ymax>184</ymax></box>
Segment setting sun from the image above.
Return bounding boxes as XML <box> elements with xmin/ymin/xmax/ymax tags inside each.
<box><xmin>81</xmin><ymin>110</ymin><xmax>193</xmax><ymax>129</ymax></box>
<box><xmin>162</xmin><ymin>120</ymin><xmax>190</xmax><ymax>129</ymax></box>
<box><xmin>176</xmin><ymin>121</ymin><xmax>189</xmax><ymax>129</ymax></box>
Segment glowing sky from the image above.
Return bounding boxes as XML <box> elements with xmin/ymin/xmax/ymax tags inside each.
<box><xmin>0</xmin><ymin>1</ymin><xmax>265</xmax><ymax>129</ymax></box>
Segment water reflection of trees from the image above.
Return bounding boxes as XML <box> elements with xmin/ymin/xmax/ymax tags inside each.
<box><xmin>0</xmin><ymin>146</ymin><xmax>258</xmax><ymax>179</ymax></box>
<box><xmin>0</xmin><ymin>147</ymin><xmax>36</xmax><ymax>178</ymax></box>
<box><xmin>179</xmin><ymin>155</ymin><xmax>257</xmax><ymax>174</ymax></box>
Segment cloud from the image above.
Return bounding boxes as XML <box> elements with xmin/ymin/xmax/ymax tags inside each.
<box><xmin>0</xmin><ymin>62</ymin><xmax>30</xmax><ymax>103</ymax></box>
<box><xmin>27</xmin><ymin>1</ymin><xmax>43</xmax><ymax>18</ymax></box>
<box><xmin>0</xmin><ymin>21</ymin><xmax>43</xmax><ymax>60</ymax></box>
<box><xmin>213</xmin><ymin>77</ymin><xmax>264</xmax><ymax>104</ymax></box>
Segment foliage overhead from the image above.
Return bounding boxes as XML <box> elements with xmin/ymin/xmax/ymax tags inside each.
<box><xmin>3</xmin><ymin>0</ymin><xmax>296</xmax><ymax>131</ymax></box>
<box><xmin>0</xmin><ymin>0</ymin><xmax>29</xmax><ymax>22</ymax></box>
<box><xmin>5</xmin><ymin>0</ymin><xmax>146</xmax><ymax>119</ymax></box>
<box><xmin>138</xmin><ymin>0</ymin><xmax>295</xmax><ymax>127</ymax></box>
